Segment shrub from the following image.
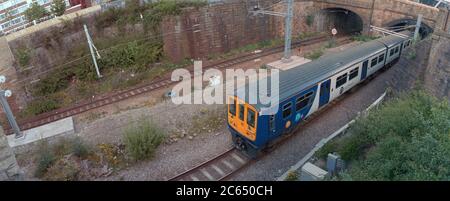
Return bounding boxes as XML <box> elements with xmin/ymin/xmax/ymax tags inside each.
<box><xmin>306</xmin><ymin>15</ymin><xmax>314</xmax><ymax>27</ymax></box>
<box><xmin>316</xmin><ymin>140</ymin><xmax>338</xmax><ymax>160</ymax></box>
<box><xmin>124</xmin><ymin>120</ymin><xmax>165</xmax><ymax>161</ymax></box>
<box><xmin>328</xmin><ymin>90</ymin><xmax>450</xmax><ymax>180</ymax></box>
<box><xmin>22</xmin><ymin>97</ymin><xmax>60</xmax><ymax>116</ymax></box>
<box><xmin>34</xmin><ymin>143</ymin><xmax>56</xmax><ymax>178</ymax></box>
<box><xmin>305</xmin><ymin>48</ymin><xmax>324</xmax><ymax>60</ymax></box>
<box><xmin>325</xmin><ymin>38</ymin><xmax>337</xmax><ymax>48</ymax></box>
<box><xmin>406</xmin><ymin>50</ymin><xmax>416</xmax><ymax>60</ymax></box>
<box><xmin>285</xmin><ymin>171</ymin><xmax>299</xmax><ymax>181</ymax></box>
<box><xmin>71</xmin><ymin>138</ymin><xmax>90</xmax><ymax>159</ymax></box>
<box><xmin>16</xmin><ymin>48</ymin><xmax>31</xmax><ymax>67</ymax></box>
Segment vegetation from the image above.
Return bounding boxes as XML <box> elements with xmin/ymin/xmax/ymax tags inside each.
<box><xmin>16</xmin><ymin>48</ymin><xmax>31</xmax><ymax>67</ymax></box>
<box><xmin>406</xmin><ymin>50</ymin><xmax>417</xmax><ymax>60</ymax></box>
<box><xmin>317</xmin><ymin>90</ymin><xmax>450</xmax><ymax>180</ymax></box>
<box><xmin>22</xmin><ymin>1</ymin><xmax>207</xmax><ymax>118</ymax></box>
<box><xmin>285</xmin><ymin>171</ymin><xmax>299</xmax><ymax>181</ymax></box>
<box><xmin>187</xmin><ymin>108</ymin><xmax>227</xmax><ymax>136</ymax></box>
<box><xmin>34</xmin><ymin>143</ymin><xmax>56</xmax><ymax>178</ymax></box>
<box><xmin>305</xmin><ymin>48</ymin><xmax>324</xmax><ymax>60</ymax></box>
<box><xmin>306</xmin><ymin>14</ymin><xmax>314</xmax><ymax>27</ymax></box>
<box><xmin>21</xmin><ymin>97</ymin><xmax>60</xmax><ymax>117</ymax></box>
<box><xmin>24</xmin><ymin>2</ymin><xmax>49</xmax><ymax>22</ymax></box>
<box><xmin>123</xmin><ymin>120</ymin><xmax>166</xmax><ymax>161</ymax></box>
<box><xmin>51</xmin><ymin>0</ymin><xmax>67</xmax><ymax>17</ymax></box>
<box><xmin>34</xmin><ymin>138</ymin><xmax>90</xmax><ymax>178</ymax></box>
<box><xmin>325</xmin><ymin>38</ymin><xmax>337</xmax><ymax>48</ymax></box>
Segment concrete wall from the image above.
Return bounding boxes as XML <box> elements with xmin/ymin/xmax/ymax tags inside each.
<box><xmin>425</xmin><ymin>32</ymin><xmax>450</xmax><ymax>100</ymax></box>
<box><xmin>0</xmin><ymin>127</ymin><xmax>22</xmax><ymax>181</ymax></box>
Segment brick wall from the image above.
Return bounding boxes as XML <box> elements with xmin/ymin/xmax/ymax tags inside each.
<box><xmin>162</xmin><ymin>0</ymin><xmax>278</xmax><ymax>62</ymax></box>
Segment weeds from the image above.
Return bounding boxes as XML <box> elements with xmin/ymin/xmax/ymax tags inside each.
<box><xmin>305</xmin><ymin>48</ymin><xmax>324</xmax><ymax>60</ymax></box>
<box><xmin>285</xmin><ymin>171</ymin><xmax>299</xmax><ymax>181</ymax></box>
<box><xmin>16</xmin><ymin>48</ymin><xmax>31</xmax><ymax>67</ymax></box>
<box><xmin>123</xmin><ymin>120</ymin><xmax>165</xmax><ymax>161</ymax></box>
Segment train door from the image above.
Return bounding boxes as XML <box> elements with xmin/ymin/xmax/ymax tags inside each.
<box><xmin>236</xmin><ymin>100</ymin><xmax>246</xmax><ymax>134</ymax></box>
<box><xmin>361</xmin><ymin>60</ymin><xmax>368</xmax><ymax>80</ymax></box>
<box><xmin>319</xmin><ymin>79</ymin><xmax>331</xmax><ymax>108</ymax></box>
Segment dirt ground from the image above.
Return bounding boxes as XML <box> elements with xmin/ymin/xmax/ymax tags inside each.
<box><xmin>15</xmin><ymin>37</ymin><xmax>358</xmax><ymax>181</ymax></box>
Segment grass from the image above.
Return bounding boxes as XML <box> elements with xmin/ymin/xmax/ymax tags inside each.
<box><xmin>316</xmin><ymin>90</ymin><xmax>450</xmax><ymax>180</ymax></box>
<box><xmin>123</xmin><ymin>120</ymin><xmax>166</xmax><ymax>161</ymax></box>
<box><xmin>406</xmin><ymin>50</ymin><xmax>417</xmax><ymax>60</ymax></box>
<box><xmin>304</xmin><ymin>48</ymin><xmax>324</xmax><ymax>60</ymax></box>
<box><xmin>34</xmin><ymin>137</ymin><xmax>92</xmax><ymax>178</ymax></box>
<box><xmin>16</xmin><ymin>48</ymin><xmax>31</xmax><ymax>67</ymax></box>
<box><xmin>187</xmin><ymin>107</ymin><xmax>227</xmax><ymax>136</ymax></box>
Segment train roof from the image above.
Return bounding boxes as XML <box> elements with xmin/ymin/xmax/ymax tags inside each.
<box><xmin>235</xmin><ymin>32</ymin><xmax>411</xmax><ymax>114</ymax></box>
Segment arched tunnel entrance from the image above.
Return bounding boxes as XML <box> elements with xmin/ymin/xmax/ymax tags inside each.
<box><xmin>385</xmin><ymin>19</ymin><xmax>433</xmax><ymax>39</ymax></box>
<box><xmin>315</xmin><ymin>8</ymin><xmax>364</xmax><ymax>35</ymax></box>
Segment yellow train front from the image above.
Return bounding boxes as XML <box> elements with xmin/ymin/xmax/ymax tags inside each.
<box><xmin>227</xmin><ymin>96</ymin><xmax>264</xmax><ymax>158</ymax></box>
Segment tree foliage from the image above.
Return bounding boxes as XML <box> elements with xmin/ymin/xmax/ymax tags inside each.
<box><xmin>324</xmin><ymin>90</ymin><xmax>450</xmax><ymax>180</ymax></box>
<box><xmin>24</xmin><ymin>2</ymin><xmax>49</xmax><ymax>22</ymax></box>
<box><xmin>51</xmin><ymin>0</ymin><xmax>67</xmax><ymax>17</ymax></box>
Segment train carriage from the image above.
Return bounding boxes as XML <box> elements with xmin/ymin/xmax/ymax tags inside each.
<box><xmin>227</xmin><ymin>31</ymin><xmax>413</xmax><ymax>158</ymax></box>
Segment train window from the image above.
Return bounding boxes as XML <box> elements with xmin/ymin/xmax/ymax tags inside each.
<box><xmin>390</xmin><ymin>49</ymin><xmax>395</xmax><ymax>56</ymax></box>
<box><xmin>371</xmin><ymin>58</ymin><xmax>378</xmax><ymax>67</ymax></box>
<box><xmin>296</xmin><ymin>91</ymin><xmax>313</xmax><ymax>111</ymax></box>
<box><xmin>378</xmin><ymin>54</ymin><xmax>385</xmax><ymax>63</ymax></box>
<box><xmin>229</xmin><ymin>98</ymin><xmax>236</xmax><ymax>116</ymax></box>
<box><xmin>269</xmin><ymin>115</ymin><xmax>275</xmax><ymax>132</ymax></box>
<box><xmin>336</xmin><ymin>73</ymin><xmax>348</xmax><ymax>88</ymax></box>
<box><xmin>349</xmin><ymin>68</ymin><xmax>359</xmax><ymax>80</ymax></box>
<box><xmin>247</xmin><ymin>108</ymin><xmax>256</xmax><ymax>128</ymax></box>
<box><xmin>238</xmin><ymin>104</ymin><xmax>245</xmax><ymax>121</ymax></box>
<box><xmin>282</xmin><ymin>102</ymin><xmax>292</xmax><ymax>119</ymax></box>
<box><xmin>395</xmin><ymin>46</ymin><xmax>399</xmax><ymax>53</ymax></box>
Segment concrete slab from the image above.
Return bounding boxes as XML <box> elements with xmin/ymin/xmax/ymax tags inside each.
<box><xmin>7</xmin><ymin>117</ymin><xmax>75</xmax><ymax>147</ymax></box>
<box><xmin>266</xmin><ymin>56</ymin><xmax>311</xmax><ymax>71</ymax></box>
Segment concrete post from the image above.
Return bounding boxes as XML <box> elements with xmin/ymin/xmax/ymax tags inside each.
<box><xmin>414</xmin><ymin>14</ymin><xmax>423</xmax><ymax>41</ymax></box>
<box><xmin>282</xmin><ymin>0</ymin><xmax>294</xmax><ymax>62</ymax></box>
<box><xmin>0</xmin><ymin>127</ymin><xmax>22</xmax><ymax>181</ymax></box>
<box><xmin>84</xmin><ymin>24</ymin><xmax>102</xmax><ymax>78</ymax></box>
<box><xmin>0</xmin><ymin>90</ymin><xmax>22</xmax><ymax>138</ymax></box>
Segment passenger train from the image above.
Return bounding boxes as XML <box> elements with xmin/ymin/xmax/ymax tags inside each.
<box><xmin>227</xmin><ymin>31</ymin><xmax>414</xmax><ymax>157</ymax></box>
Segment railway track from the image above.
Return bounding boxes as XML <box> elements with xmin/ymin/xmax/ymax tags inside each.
<box><xmin>7</xmin><ymin>34</ymin><xmax>352</xmax><ymax>135</ymax></box>
<box><xmin>169</xmin><ymin>148</ymin><xmax>251</xmax><ymax>181</ymax></box>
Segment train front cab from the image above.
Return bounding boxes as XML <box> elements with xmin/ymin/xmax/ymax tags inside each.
<box><xmin>227</xmin><ymin>96</ymin><xmax>260</xmax><ymax>157</ymax></box>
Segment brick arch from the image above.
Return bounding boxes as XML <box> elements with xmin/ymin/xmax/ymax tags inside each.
<box><xmin>384</xmin><ymin>18</ymin><xmax>434</xmax><ymax>38</ymax></box>
<box><xmin>315</xmin><ymin>6</ymin><xmax>368</xmax><ymax>34</ymax></box>
<box><xmin>313</xmin><ymin>2</ymin><xmax>373</xmax><ymax>34</ymax></box>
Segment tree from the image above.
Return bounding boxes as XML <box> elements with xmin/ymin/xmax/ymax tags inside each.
<box><xmin>24</xmin><ymin>2</ymin><xmax>49</xmax><ymax>22</ymax></box>
<box><xmin>51</xmin><ymin>0</ymin><xmax>66</xmax><ymax>17</ymax></box>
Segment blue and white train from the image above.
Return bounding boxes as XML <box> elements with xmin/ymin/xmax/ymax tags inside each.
<box><xmin>227</xmin><ymin>31</ymin><xmax>413</xmax><ymax>157</ymax></box>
